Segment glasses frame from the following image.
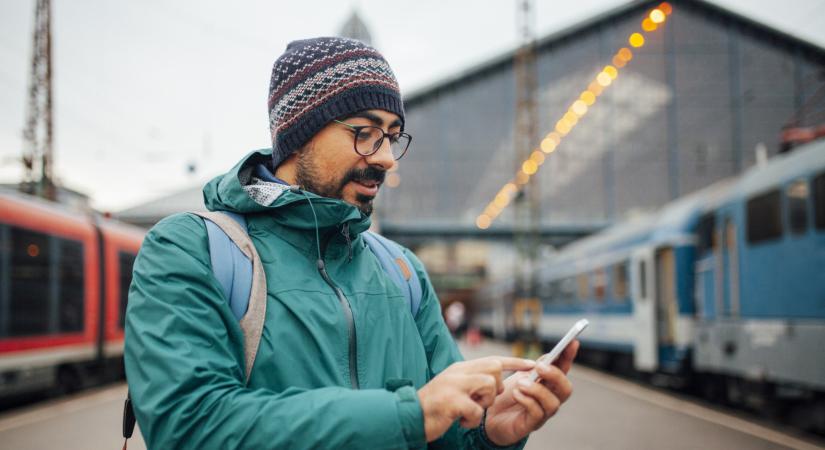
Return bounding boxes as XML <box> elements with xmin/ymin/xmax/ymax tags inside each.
<box><xmin>333</xmin><ymin>120</ymin><xmax>412</xmax><ymax>161</ymax></box>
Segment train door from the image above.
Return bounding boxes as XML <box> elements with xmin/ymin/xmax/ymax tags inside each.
<box><xmin>631</xmin><ymin>247</ymin><xmax>657</xmax><ymax>371</ymax></box>
<box><xmin>655</xmin><ymin>247</ymin><xmax>677</xmax><ymax>346</ymax></box>
<box><xmin>694</xmin><ymin>213</ymin><xmax>717</xmax><ymax>318</ymax></box>
<box><xmin>721</xmin><ymin>217</ymin><xmax>740</xmax><ymax>317</ymax></box>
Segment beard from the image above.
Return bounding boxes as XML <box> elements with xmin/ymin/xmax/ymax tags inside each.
<box><xmin>295</xmin><ymin>144</ymin><xmax>386</xmax><ymax>216</ymax></box>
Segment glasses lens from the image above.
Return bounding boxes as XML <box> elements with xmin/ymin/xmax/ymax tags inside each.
<box><xmin>390</xmin><ymin>134</ymin><xmax>411</xmax><ymax>160</ymax></box>
<box><xmin>355</xmin><ymin>126</ymin><xmax>384</xmax><ymax>156</ymax></box>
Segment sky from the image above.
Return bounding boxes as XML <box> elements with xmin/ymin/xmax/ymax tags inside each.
<box><xmin>1</xmin><ymin>0</ymin><xmax>824</xmax><ymax>212</ymax></box>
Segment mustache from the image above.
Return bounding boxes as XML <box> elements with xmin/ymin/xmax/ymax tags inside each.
<box><xmin>342</xmin><ymin>166</ymin><xmax>386</xmax><ymax>186</ymax></box>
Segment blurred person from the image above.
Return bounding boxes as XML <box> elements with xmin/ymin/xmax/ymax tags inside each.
<box><xmin>445</xmin><ymin>301</ymin><xmax>467</xmax><ymax>337</ymax></box>
<box><xmin>124</xmin><ymin>37</ymin><xmax>579</xmax><ymax>450</ymax></box>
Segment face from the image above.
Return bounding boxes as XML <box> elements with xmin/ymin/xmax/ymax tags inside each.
<box><xmin>295</xmin><ymin>109</ymin><xmax>401</xmax><ymax>215</ymax></box>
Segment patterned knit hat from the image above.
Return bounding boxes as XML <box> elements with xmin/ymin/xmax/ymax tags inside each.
<box><xmin>268</xmin><ymin>37</ymin><xmax>405</xmax><ymax>167</ymax></box>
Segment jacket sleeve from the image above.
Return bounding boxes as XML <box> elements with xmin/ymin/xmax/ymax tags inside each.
<box><xmin>124</xmin><ymin>213</ymin><xmax>424</xmax><ymax>450</ymax></box>
<box><xmin>402</xmin><ymin>249</ymin><xmax>528</xmax><ymax>450</ymax></box>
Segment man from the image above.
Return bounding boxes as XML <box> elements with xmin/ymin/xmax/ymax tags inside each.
<box><xmin>124</xmin><ymin>37</ymin><xmax>578</xmax><ymax>449</ymax></box>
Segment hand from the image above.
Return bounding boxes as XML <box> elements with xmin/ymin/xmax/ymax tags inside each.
<box><xmin>483</xmin><ymin>340</ymin><xmax>580</xmax><ymax>446</ymax></box>
<box><xmin>417</xmin><ymin>356</ymin><xmax>536</xmax><ymax>442</ymax></box>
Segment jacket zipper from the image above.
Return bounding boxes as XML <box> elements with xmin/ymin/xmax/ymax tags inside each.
<box><xmin>317</xmin><ymin>225</ymin><xmax>359</xmax><ymax>389</ymax></box>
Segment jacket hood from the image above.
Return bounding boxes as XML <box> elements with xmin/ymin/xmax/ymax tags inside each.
<box><xmin>202</xmin><ymin>148</ymin><xmax>372</xmax><ymax>236</ymax></box>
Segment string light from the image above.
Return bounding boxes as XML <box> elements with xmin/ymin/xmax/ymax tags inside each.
<box><xmin>476</xmin><ymin>5</ymin><xmax>672</xmax><ymax>228</ymax></box>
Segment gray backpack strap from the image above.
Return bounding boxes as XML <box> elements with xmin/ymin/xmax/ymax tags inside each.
<box><xmin>192</xmin><ymin>211</ymin><xmax>266</xmax><ymax>384</ymax></box>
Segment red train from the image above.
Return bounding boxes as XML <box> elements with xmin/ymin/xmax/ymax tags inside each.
<box><xmin>0</xmin><ymin>187</ymin><xmax>145</xmax><ymax>397</ymax></box>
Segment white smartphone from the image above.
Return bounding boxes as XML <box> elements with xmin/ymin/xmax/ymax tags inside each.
<box><xmin>527</xmin><ymin>318</ymin><xmax>589</xmax><ymax>382</ymax></box>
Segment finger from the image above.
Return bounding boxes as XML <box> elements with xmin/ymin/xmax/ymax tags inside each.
<box><xmin>535</xmin><ymin>364</ymin><xmax>573</xmax><ymax>403</ymax></box>
<box><xmin>512</xmin><ymin>384</ymin><xmax>545</xmax><ymax>423</ymax></box>
<box><xmin>460</xmin><ymin>357</ymin><xmax>532</xmax><ymax>394</ymax></box>
<box><xmin>553</xmin><ymin>340</ymin><xmax>580</xmax><ymax>374</ymax></box>
<box><xmin>462</xmin><ymin>374</ymin><xmax>498</xmax><ymax>408</ymax></box>
<box><xmin>495</xmin><ymin>356</ymin><xmax>538</xmax><ymax>372</ymax></box>
<box><xmin>464</xmin><ymin>356</ymin><xmax>535</xmax><ymax>374</ymax></box>
<box><xmin>456</xmin><ymin>397</ymin><xmax>485</xmax><ymax>429</ymax></box>
<box><xmin>518</xmin><ymin>377</ymin><xmax>561</xmax><ymax>419</ymax></box>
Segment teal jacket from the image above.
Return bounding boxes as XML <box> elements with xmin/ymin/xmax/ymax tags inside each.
<box><xmin>124</xmin><ymin>149</ymin><xmax>526</xmax><ymax>449</ymax></box>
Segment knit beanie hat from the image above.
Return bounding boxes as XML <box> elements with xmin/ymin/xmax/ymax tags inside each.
<box><xmin>267</xmin><ymin>37</ymin><xmax>405</xmax><ymax>167</ymax></box>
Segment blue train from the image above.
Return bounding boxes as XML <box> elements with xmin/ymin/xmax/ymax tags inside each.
<box><xmin>474</xmin><ymin>140</ymin><xmax>825</xmax><ymax>431</ymax></box>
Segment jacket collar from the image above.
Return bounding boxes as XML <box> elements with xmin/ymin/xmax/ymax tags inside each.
<box><xmin>202</xmin><ymin>148</ymin><xmax>372</xmax><ymax>258</ymax></box>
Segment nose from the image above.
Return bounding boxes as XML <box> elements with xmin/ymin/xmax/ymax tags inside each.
<box><xmin>364</xmin><ymin>136</ymin><xmax>395</xmax><ymax>171</ymax></box>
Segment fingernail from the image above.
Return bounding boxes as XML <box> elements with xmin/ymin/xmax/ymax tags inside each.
<box><xmin>523</xmin><ymin>359</ymin><xmax>536</xmax><ymax>366</ymax></box>
<box><xmin>518</xmin><ymin>379</ymin><xmax>533</xmax><ymax>388</ymax></box>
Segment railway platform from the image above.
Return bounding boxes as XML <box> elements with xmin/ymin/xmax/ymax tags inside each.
<box><xmin>0</xmin><ymin>339</ymin><xmax>823</xmax><ymax>450</ymax></box>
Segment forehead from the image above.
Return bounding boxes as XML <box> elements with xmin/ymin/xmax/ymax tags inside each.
<box><xmin>343</xmin><ymin>109</ymin><xmax>402</xmax><ymax>128</ymax></box>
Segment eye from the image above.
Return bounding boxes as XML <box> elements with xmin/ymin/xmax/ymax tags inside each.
<box><xmin>355</xmin><ymin>129</ymin><xmax>373</xmax><ymax>141</ymax></box>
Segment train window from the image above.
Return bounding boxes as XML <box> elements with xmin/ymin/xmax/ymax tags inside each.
<box><xmin>0</xmin><ymin>225</ymin><xmax>8</xmax><ymax>337</ymax></box>
<box><xmin>118</xmin><ymin>252</ymin><xmax>137</xmax><ymax>329</ymax></box>
<box><xmin>746</xmin><ymin>190</ymin><xmax>783</xmax><ymax>244</ymax></box>
<box><xmin>576</xmin><ymin>273</ymin><xmax>589</xmax><ymax>301</ymax></box>
<box><xmin>786</xmin><ymin>180</ymin><xmax>809</xmax><ymax>235</ymax></box>
<box><xmin>560</xmin><ymin>277</ymin><xmax>575</xmax><ymax>303</ymax></box>
<box><xmin>549</xmin><ymin>280</ymin><xmax>561</xmax><ymax>303</ymax></box>
<box><xmin>613</xmin><ymin>262</ymin><xmax>629</xmax><ymax>301</ymax></box>
<box><xmin>58</xmin><ymin>239</ymin><xmax>85</xmax><ymax>333</ymax></box>
<box><xmin>8</xmin><ymin>227</ymin><xmax>51</xmax><ymax>337</ymax></box>
<box><xmin>593</xmin><ymin>269</ymin><xmax>606</xmax><ymax>302</ymax></box>
<box><xmin>696</xmin><ymin>213</ymin><xmax>716</xmax><ymax>256</ymax></box>
<box><xmin>815</xmin><ymin>172</ymin><xmax>825</xmax><ymax>230</ymax></box>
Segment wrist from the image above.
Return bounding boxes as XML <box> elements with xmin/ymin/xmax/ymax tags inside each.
<box><xmin>479</xmin><ymin>409</ymin><xmax>518</xmax><ymax>449</ymax></box>
<box><xmin>478</xmin><ymin>409</ymin><xmax>527</xmax><ymax>450</ymax></box>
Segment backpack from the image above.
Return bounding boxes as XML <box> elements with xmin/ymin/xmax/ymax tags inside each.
<box><xmin>122</xmin><ymin>211</ymin><xmax>423</xmax><ymax>446</ymax></box>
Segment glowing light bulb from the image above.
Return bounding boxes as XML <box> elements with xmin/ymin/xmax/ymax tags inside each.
<box><xmin>629</xmin><ymin>33</ymin><xmax>645</xmax><ymax>48</ymax></box>
<box><xmin>618</xmin><ymin>47</ymin><xmax>633</xmax><ymax>61</ymax></box>
<box><xmin>476</xmin><ymin>215</ymin><xmax>491</xmax><ymax>229</ymax></box>
<box><xmin>659</xmin><ymin>2</ymin><xmax>672</xmax><ymax>15</ymax></box>
<box><xmin>530</xmin><ymin>150</ymin><xmax>545</xmax><ymax>165</ymax></box>
<box><xmin>603</xmin><ymin>65</ymin><xmax>618</xmax><ymax>79</ymax></box>
<box><xmin>541</xmin><ymin>138</ymin><xmax>557</xmax><ymax>153</ymax></box>
<box><xmin>571</xmin><ymin>100</ymin><xmax>588</xmax><ymax>116</ymax></box>
<box><xmin>494</xmin><ymin>192</ymin><xmax>509</xmax><ymax>208</ymax></box>
<box><xmin>650</xmin><ymin>9</ymin><xmax>666</xmax><ymax>23</ymax></box>
<box><xmin>522</xmin><ymin>160</ymin><xmax>538</xmax><ymax>175</ymax></box>
<box><xmin>555</xmin><ymin>120</ymin><xmax>571</xmax><ymax>136</ymax></box>
<box><xmin>642</xmin><ymin>18</ymin><xmax>657</xmax><ymax>32</ymax></box>
<box><xmin>563</xmin><ymin>111</ymin><xmax>579</xmax><ymax>125</ymax></box>
<box><xmin>613</xmin><ymin>55</ymin><xmax>627</xmax><ymax>68</ymax></box>
<box><xmin>516</xmin><ymin>171</ymin><xmax>530</xmax><ymax>185</ymax></box>
<box><xmin>580</xmin><ymin>91</ymin><xmax>596</xmax><ymax>106</ymax></box>
<box><xmin>547</xmin><ymin>132</ymin><xmax>562</xmax><ymax>145</ymax></box>
<box><xmin>386</xmin><ymin>172</ymin><xmax>401</xmax><ymax>188</ymax></box>
<box><xmin>503</xmin><ymin>182</ymin><xmax>517</xmax><ymax>195</ymax></box>
<box><xmin>596</xmin><ymin>72</ymin><xmax>612</xmax><ymax>87</ymax></box>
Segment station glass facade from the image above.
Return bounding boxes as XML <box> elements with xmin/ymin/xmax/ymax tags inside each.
<box><xmin>375</xmin><ymin>0</ymin><xmax>825</xmax><ymax>230</ymax></box>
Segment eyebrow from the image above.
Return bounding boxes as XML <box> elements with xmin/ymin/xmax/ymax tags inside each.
<box><xmin>346</xmin><ymin>111</ymin><xmax>403</xmax><ymax>129</ymax></box>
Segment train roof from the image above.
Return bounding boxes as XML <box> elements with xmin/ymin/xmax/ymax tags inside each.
<box><xmin>541</xmin><ymin>176</ymin><xmax>737</xmax><ymax>273</ymax></box>
<box><xmin>0</xmin><ymin>186</ymin><xmax>146</xmax><ymax>238</ymax></box>
<box><xmin>542</xmin><ymin>141</ymin><xmax>825</xmax><ymax>268</ymax></box>
<box><xmin>0</xmin><ymin>186</ymin><xmax>90</xmax><ymax>223</ymax></box>
<box><xmin>730</xmin><ymin>140</ymin><xmax>825</xmax><ymax>201</ymax></box>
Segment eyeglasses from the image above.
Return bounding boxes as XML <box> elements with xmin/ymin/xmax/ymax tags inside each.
<box><xmin>334</xmin><ymin>120</ymin><xmax>412</xmax><ymax>161</ymax></box>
